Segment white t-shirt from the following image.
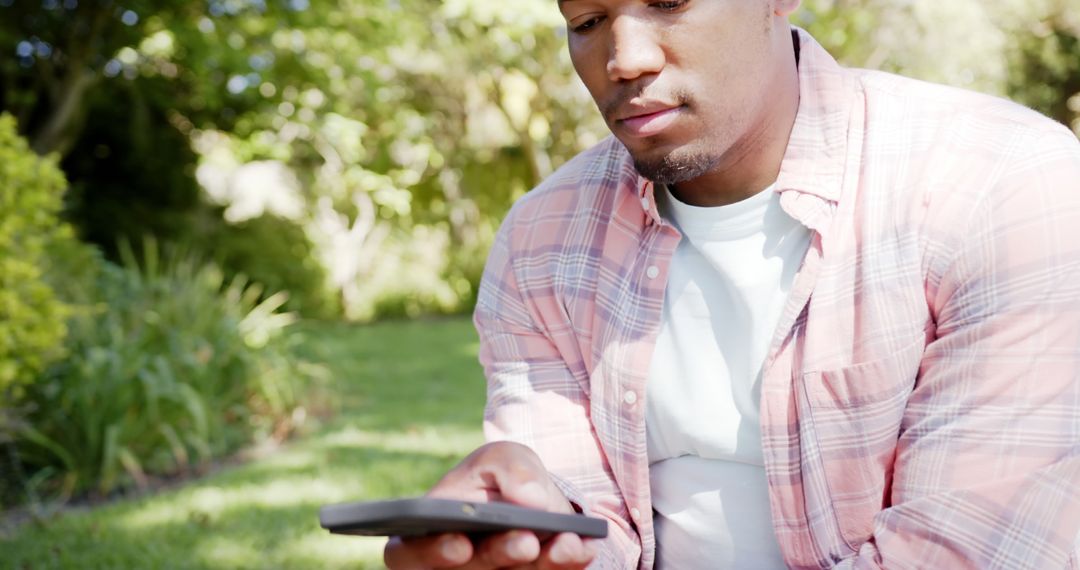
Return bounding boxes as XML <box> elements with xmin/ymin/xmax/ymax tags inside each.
<box><xmin>646</xmin><ymin>184</ymin><xmax>811</xmax><ymax>569</ymax></box>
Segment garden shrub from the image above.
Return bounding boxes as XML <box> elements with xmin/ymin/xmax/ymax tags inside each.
<box><xmin>0</xmin><ymin>113</ymin><xmax>118</xmax><ymax>507</ymax></box>
<box><xmin>0</xmin><ymin>113</ymin><xmax>71</xmax><ymax>397</ymax></box>
<box><xmin>16</xmin><ymin>240</ymin><xmax>322</xmax><ymax>499</ymax></box>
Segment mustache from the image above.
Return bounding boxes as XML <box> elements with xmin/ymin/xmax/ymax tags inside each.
<box><xmin>601</xmin><ymin>85</ymin><xmax>694</xmax><ymax>120</ymax></box>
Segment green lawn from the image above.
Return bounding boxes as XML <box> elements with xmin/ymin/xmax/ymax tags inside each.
<box><xmin>1</xmin><ymin>317</ymin><xmax>487</xmax><ymax>569</ymax></box>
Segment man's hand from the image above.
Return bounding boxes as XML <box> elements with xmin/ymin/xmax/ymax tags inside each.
<box><xmin>383</xmin><ymin>441</ymin><xmax>599</xmax><ymax>569</ymax></box>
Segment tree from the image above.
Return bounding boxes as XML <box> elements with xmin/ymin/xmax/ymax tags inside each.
<box><xmin>0</xmin><ymin>0</ymin><xmax>323</xmax><ymax>255</ymax></box>
<box><xmin>1003</xmin><ymin>1</ymin><xmax>1080</xmax><ymax>133</ymax></box>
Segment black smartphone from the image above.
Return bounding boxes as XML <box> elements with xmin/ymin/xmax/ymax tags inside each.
<box><xmin>319</xmin><ymin>497</ymin><xmax>608</xmax><ymax>538</ymax></box>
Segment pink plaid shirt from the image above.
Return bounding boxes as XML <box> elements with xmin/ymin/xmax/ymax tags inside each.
<box><xmin>474</xmin><ymin>29</ymin><xmax>1080</xmax><ymax>569</ymax></box>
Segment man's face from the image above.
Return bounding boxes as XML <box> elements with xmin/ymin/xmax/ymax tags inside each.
<box><xmin>557</xmin><ymin>0</ymin><xmax>796</xmax><ymax>185</ymax></box>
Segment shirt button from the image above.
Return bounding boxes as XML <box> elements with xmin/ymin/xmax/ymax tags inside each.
<box><xmin>630</xmin><ymin>507</ymin><xmax>641</xmax><ymax>520</ymax></box>
<box><xmin>623</xmin><ymin>390</ymin><xmax>638</xmax><ymax>405</ymax></box>
<box><xmin>646</xmin><ymin>265</ymin><xmax>660</xmax><ymax>279</ymax></box>
<box><xmin>640</xmin><ymin>197</ymin><xmax>650</xmax><ymax>210</ymax></box>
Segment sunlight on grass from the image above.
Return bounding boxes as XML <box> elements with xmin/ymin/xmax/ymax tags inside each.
<box><xmin>117</xmin><ymin>479</ymin><xmax>350</xmax><ymax>531</ymax></box>
<box><xmin>322</xmin><ymin>425</ymin><xmax>484</xmax><ymax>456</ymax></box>
<box><xmin>118</xmin><ymin>430</ymin><xmax>461</xmax><ymax>531</ymax></box>
<box><xmin>196</xmin><ymin>535</ymin><xmax>262</xmax><ymax>567</ymax></box>
<box><xmin>279</xmin><ymin>531</ymin><xmax>389</xmax><ymax>568</ymax></box>
<box><xmin>113</xmin><ymin>500</ymin><xmax>185</xmax><ymax>529</ymax></box>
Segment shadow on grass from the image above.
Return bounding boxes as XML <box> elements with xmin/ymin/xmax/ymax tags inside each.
<box><xmin>4</xmin><ymin>317</ymin><xmax>490</xmax><ymax>569</ymax></box>
<box><xmin>3</xmin><ymin>446</ymin><xmax>469</xmax><ymax>570</ymax></box>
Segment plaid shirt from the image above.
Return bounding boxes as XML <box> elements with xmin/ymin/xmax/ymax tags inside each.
<box><xmin>474</xmin><ymin>28</ymin><xmax>1080</xmax><ymax>569</ymax></box>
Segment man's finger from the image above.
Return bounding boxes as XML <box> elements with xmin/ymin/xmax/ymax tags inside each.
<box><xmin>537</xmin><ymin>533</ymin><xmax>598</xmax><ymax>570</ymax></box>
<box><xmin>466</xmin><ymin>530</ymin><xmax>542</xmax><ymax>569</ymax></box>
<box><xmin>384</xmin><ymin>534</ymin><xmax>473</xmax><ymax>569</ymax></box>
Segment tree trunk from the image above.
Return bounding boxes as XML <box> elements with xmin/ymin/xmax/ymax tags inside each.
<box><xmin>30</xmin><ymin>68</ymin><xmax>98</xmax><ymax>157</ymax></box>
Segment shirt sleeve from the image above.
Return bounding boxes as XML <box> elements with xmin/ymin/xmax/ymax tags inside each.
<box><xmin>473</xmin><ymin>213</ymin><xmax>642</xmax><ymax>569</ymax></box>
<box><xmin>839</xmin><ymin>127</ymin><xmax>1080</xmax><ymax>568</ymax></box>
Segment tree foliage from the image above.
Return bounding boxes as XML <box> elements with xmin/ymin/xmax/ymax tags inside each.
<box><xmin>1003</xmin><ymin>1</ymin><xmax>1080</xmax><ymax>131</ymax></box>
<box><xmin>800</xmin><ymin>0</ymin><xmax>1080</xmax><ymax>135</ymax></box>
<box><xmin>0</xmin><ymin>0</ymin><xmax>310</xmax><ymax>156</ymax></box>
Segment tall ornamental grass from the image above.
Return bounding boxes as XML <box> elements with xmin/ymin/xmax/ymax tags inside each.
<box><xmin>15</xmin><ymin>240</ymin><xmax>321</xmax><ymax>501</ymax></box>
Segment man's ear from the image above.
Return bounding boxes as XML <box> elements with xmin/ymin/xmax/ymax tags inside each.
<box><xmin>774</xmin><ymin>0</ymin><xmax>801</xmax><ymax>17</ymax></box>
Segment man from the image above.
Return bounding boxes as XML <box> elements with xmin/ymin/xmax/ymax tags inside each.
<box><xmin>386</xmin><ymin>0</ymin><xmax>1080</xmax><ymax>568</ymax></box>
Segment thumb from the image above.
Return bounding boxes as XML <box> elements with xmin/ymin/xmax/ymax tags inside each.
<box><xmin>481</xmin><ymin>445</ymin><xmax>572</xmax><ymax>513</ymax></box>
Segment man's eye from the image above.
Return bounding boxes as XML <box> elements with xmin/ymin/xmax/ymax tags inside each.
<box><xmin>652</xmin><ymin>0</ymin><xmax>687</xmax><ymax>10</ymax></box>
<box><xmin>571</xmin><ymin>16</ymin><xmax>604</xmax><ymax>34</ymax></box>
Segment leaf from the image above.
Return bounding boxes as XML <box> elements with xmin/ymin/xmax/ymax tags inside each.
<box><xmin>117</xmin><ymin>446</ymin><xmax>148</xmax><ymax>490</ymax></box>
<box><xmin>99</xmin><ymin>423</ymin><xmax>120</xmax><ymax>494</ymax></box>
<box><xmin>17</xmin><ymin>425</ymin><xmax>76</xmax><ymax>472</ymax></box>
<box><xmin>176</xmin><ymin>382</ymin><xmax>209</xmax><ymax>441</ymax></box>
<box><xmin>158</xmin><ymin>423</ymin><xmax>189</xmax><ymax>471</ymax></box>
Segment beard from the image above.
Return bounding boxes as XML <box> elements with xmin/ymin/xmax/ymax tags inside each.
<box><xmin>631</xmin><ymin>146</ymin><xmax>721</xmax><ymax>186</ymax></box>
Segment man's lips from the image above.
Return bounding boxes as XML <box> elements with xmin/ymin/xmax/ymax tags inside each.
<box><xmin>616</xmin><ymin>105</ymin><xmax>683</xmax><ymax>138</ymax></box>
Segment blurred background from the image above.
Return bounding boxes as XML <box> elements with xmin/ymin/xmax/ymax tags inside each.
<box><xmin>1</xmin><ymin>0</ymin><xmax>1078</xmax><ymax>567</ymax></box>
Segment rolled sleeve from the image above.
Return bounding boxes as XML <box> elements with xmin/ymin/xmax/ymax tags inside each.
<box><xmin>474</xmin><ymin>215</ymin><xmax>642</xmax><ymax>568</ymax></box>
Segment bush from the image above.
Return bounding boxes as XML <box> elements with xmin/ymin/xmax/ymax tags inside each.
<box><xmin>0</xmin><ymin>113</ymin><xmax>71</xmax><ymax>397</ymax></box>
<box><xmin>15</xmin><ymin>240</ymin><xmax>321</xmax><ymax>500</ymax></box>
<box><xmin>195</xmin><ymin>211</ymin><xmax>338</xmax><ymax>319</ymax></box>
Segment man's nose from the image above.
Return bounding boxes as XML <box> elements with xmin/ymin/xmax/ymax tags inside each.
<box><xmin>606</xmin><ymin>16</ymin><xmax>665</xmax><ymax>82</ymax></box>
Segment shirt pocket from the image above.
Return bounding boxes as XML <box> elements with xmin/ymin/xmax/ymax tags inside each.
<box><xmin>799</xmin><ymin>334</ymin><xmax>925</xmax><ymax>548</ymax></box>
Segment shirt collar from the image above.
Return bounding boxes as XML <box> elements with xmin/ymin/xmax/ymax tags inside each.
<box><xmin>774</xmin><ymin>26</ymin><xmax>856</xmax><ymax>205</ymax></box>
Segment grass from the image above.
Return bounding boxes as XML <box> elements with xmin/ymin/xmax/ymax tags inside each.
<box><xmin>0</xmin><ymin>317</ymin><xmax>487</xmax><ymax>569</ymax></box>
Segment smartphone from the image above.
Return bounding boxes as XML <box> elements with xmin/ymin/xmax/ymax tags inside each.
<box><xmin>319</xmin><ymin>497</ymin><xmax>608</xmax><ymax>538</ymax></box>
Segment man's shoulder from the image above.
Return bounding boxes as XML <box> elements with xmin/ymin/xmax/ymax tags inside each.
<box><xmin>851</xmin><ymin>67</ymin><xmax>1079</xmax><ymax>209</ymax></box>
<box><xmin>847</xmin><ymin>69</ymin><xmax>1080</xmax><ymax>262</ymax></box>
<box><xmin>854</xmin><ymin>68</ymin><xmax>1075</xmax><ymax>147</ymax></box>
